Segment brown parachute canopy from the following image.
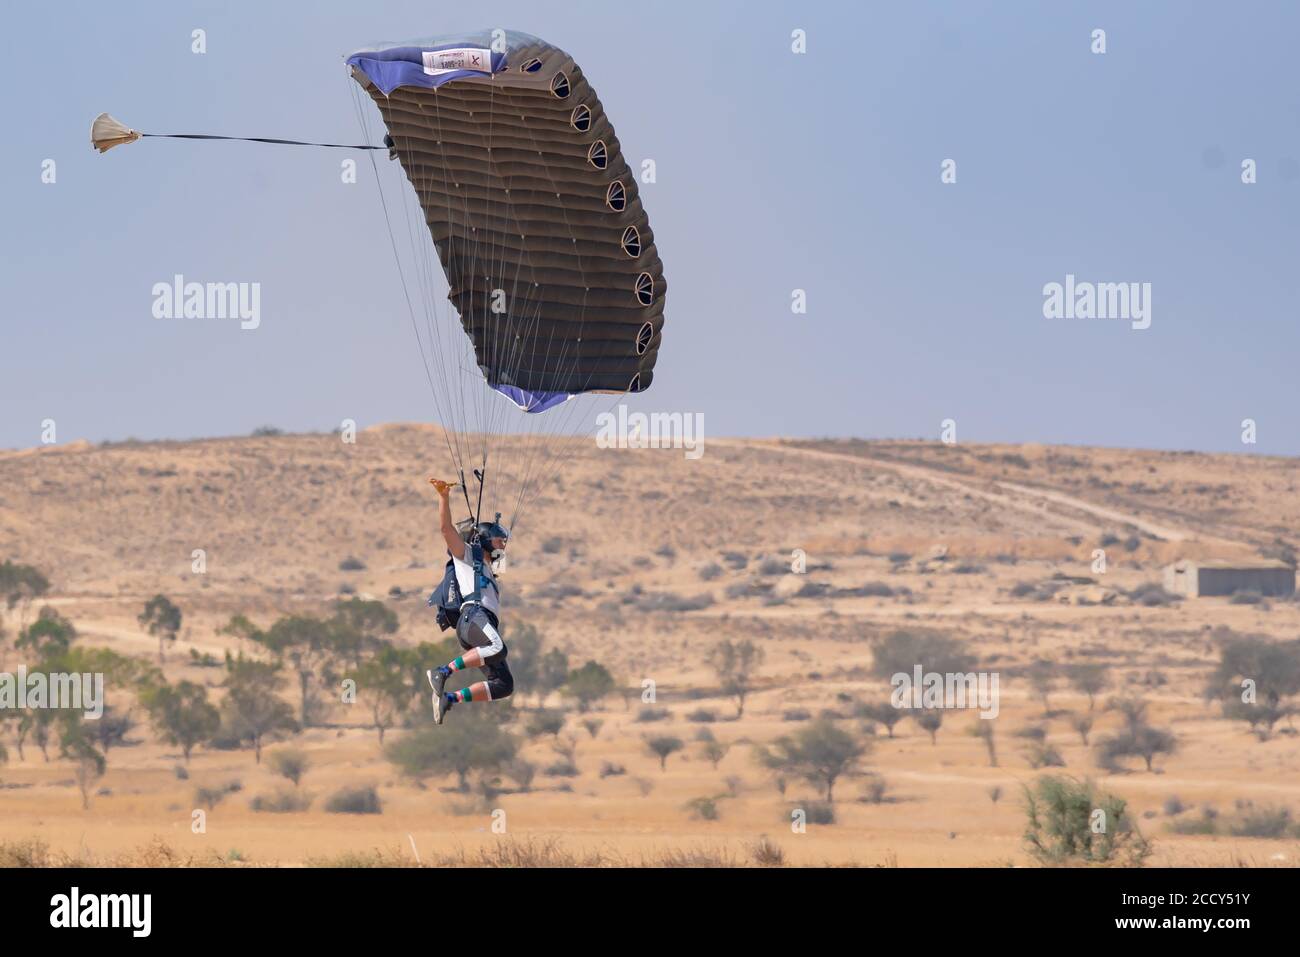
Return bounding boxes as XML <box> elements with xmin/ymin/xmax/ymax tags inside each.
<box><xmin>347</xmin><ymin>30</ymin><xmax>666</xmax><ymax>407</ymax></box>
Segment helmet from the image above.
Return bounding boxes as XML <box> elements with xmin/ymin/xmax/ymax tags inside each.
<box><xmin>474</xmin><ymin>514</ymin><xmax>510</xmax><ymax>558</ymax></box>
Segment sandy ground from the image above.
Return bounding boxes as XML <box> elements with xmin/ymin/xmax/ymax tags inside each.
<box><xmin>1</xmin><ymin>428</ymin><xmax>1298</xmax><ymax>866</ymax></box>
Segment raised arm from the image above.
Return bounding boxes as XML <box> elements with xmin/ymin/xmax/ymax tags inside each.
<box><xmin>429</xmin><ymin>479</ymin><xmax>466</xmax><ymax>558</ymax></box>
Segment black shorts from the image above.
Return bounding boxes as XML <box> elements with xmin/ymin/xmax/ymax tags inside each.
<box><xmin>455</xmin><ymin>605</ymin><xmax>513</xmax><ymax>699</ymax></box>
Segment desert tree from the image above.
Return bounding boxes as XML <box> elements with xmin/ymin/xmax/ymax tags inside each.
<box><xmin>754</xmin><ymin>718</ymin><xmax>867</xmax><ymax>803</ymax></box>
<box><xmin>88</xmin><ymin>706</ymin><xmax>135</xmax><ymax>756</ymax></box>
<box><xmin>1108</xmin><ymin>694</ymin><xmax>1149</xmax><ymax>734</ymax></box>
<box><xmin>231</xmin><ymin>615</ymin><xmax>332</xmax><ymax>727</ymax></box>
<box><xmin>17</xmin><ymin>639</ymin><xmax>144</xmax><ymax>763</ymax></box>
<box><xmin>140</xmin><ymin>680</ymin><xmax>220</xmax><ymax>763</ymax></box>
<box><xmin>1096</xmin><ymin>725</ymin><xmax>1177</xmax><ymax>773</ymax></box>
<box><xmin>400</xmin><ymin>640</ymin><xmax>452</xmax><ymax>711</ymax></box>
<box><xmin>537</xmin><ymin>649</ymin><xmax>571</xmax><ymax>705</ymax></box>
<box><xmin>138</xmin><ymin>595</ymin><xmax>182</xmax><ymax>665</ymax></box>
<box><xmin>1205</xmin><ymin>634</ymin><xmax>1300</xmax><ymax>740</ymax></box>
<box><xmin>869</xmin><ymin>628</ymin><xmax>974</xmax><ymax>680</ymax></box>
<box><xmin>915</xmin><ymin>709</ymin><xmax>944</xmax><ymax>745</ymax></box>
<box><xmin>0</xmin><ymin>560</ymin><xmax>50</xmax><ymax>632</ymax></box>
<box><xmin>1069</xmin><ymin>712</ymin><xmax>1094</xmax><ymax>745</ymax></box>
<box><xmin>968</xmin><ymin>718</ymin><xmax>997</xmax><ymax>766</ymax></box>
<box><xmin>53</xmin><ymin>645</ymin><xmax>149</xmax><ymax>759</ymax></box>
<box><xmin>562</xmin><ymin>660</ymin><xmax>616</xmax><ymax>713</ymax></box>
<box><xmin>62</xmin><ymin>644</ymin><xmax>156</xmax><ymax>687</ymax></box>
<box><xmin>1094</xmin><ymin>695</ymin><xmax>1175</xmax><ymax>772</ymax></box>
<box><xmin>550</xmin><ymin>734</ymin><xmax>580</xmax><ymax>769</ymax></box>
<box><xmin>708</xmin><ymin>638</ymin><xmax>765</xmax><ymax>718</ymax></box>
<box><xmin>268</xmin><ymin>748</ymin><xmax>310</xmax><ymax>787</ymax></box>
<box><xmin>25</xmin><ymin>711</ymin><xmax>57</xmax><ymax>762</ymax></box>
<box><xmin>505</xmin><ymin>758</ymin><xmax>536</xmax><ymax>793</ymax></box>
<box><xmin>646</xmin><ymin>735</ymin><xmax>684</xmax><ymax>771</ymax></box>
<box><xmin>1128</xmin><ymin>726</ymin><xmax>1177</xmax><ymax>772</ymax></box>
<box><xmin>499</xmin><ymin>620</ymin><xmax>563</xmax><ymax>708</ymax></box>
<box><xmin>353</xmin><ymin>645</ymin><xmax>410</xmax><ymax>745</ymax></box>
<box><xmin>1027</xmin><ymin>660</ymin><xmax>1057</xmax><ymax>716</ymax></box>
<box><xmin>15</xmin><ymin>606</ymin><xmax>76</xmax><ymax>659</ymax></box>
<box><xmin>700</xmin><ymin>737</ymin><xmax>731</xmax><ymax>770</ymax></box>
<box><xmin>264</xmin><ymin>616</ymin><xmax>333</xmax><ymax>727</ymax></box>
<box><xmin>64</xmin><ymin>730</ymin><xmax>106</xmax><ymax>811</ymax></box>
<box><xmin>328</xmin><ymin>598</ymin><xmax>398</xmax><ymax>672</ymax></box>
<box><xmin>861</xmin><ymin>702</ymin><xmax>904</xmax><ymax>738</ymax></box>
<box><xmin>525</xmin><ymin>710</ymin><xmax>566</xmax><ymax>739</ymax></box>
<box><xmin>8</xmin><ymin>613</ymin><xmax>77</xmax><ymax>763</ymax></box>
<box><xmin>1026</xmin><ymin>742</ymin><xmax>1066</xmax><ymax>769</ymax></box>
<box><xmin>1067</xmin><ymin>663</ymin><xmax>1108</xmax><ymax>710</ymax></box>
<box><xmin>386</xmin><ymin>712</ymin><xmax>518</xmax><ymax>792</ymax></box>
<box><xmin>221</xmin><ymin>655</ymin><xmax>298</xmax><ymax>763</ymax></box>
<box><xmin>217</xmin><ymin>614</ymin><xmax>262</xmax><ymax>653</ymax></box>
<box><xmin>9</xmin><ymin>712</ymin><xmax>27</xmax><ymax>761</ymax></box>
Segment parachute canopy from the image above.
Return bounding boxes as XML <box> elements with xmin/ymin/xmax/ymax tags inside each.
<box><xmin>346</xmin><ymin>30</ymin><xmax>666</xmax><ymax>413</ymax></box>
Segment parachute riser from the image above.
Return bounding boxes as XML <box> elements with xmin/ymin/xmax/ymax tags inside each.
<box><xmin>473</xmin><ymin>468</ymin><xmax>487</xmax><ymax>531</ymax></box>
<box><xmin>458</xmin><ymin>468</ymin><xmax>476</xmax><ymax>526</ymax></box>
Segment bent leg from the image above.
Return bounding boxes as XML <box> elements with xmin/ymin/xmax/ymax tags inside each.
<box><xmin>441</xmin><ymin>609</ymin><xmax>513</xmax><ymax>703</ymax></box>
<box><xmin>450</xmin><ymin>662</ymin><xmax>514</xmax><ymax>703</ymax></box>
<box><xmin>443</xmin><ymin>608</ymin><xmax>505</xmax><ymax>674</ymax></box>
<box><xmin>443</xmin><ymin>647</ymin><xmax>487</xmax><ymax>672</ymax></box>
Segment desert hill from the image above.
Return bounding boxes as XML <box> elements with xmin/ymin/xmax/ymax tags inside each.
<box><xmin>1</xmin><ymin>429</ymin><xmax>1298</xmax><ymax>866</ymax></box>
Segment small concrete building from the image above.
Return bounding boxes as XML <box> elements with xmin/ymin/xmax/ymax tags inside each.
<box><xmin>1164</xmin><ymin>559</ymin><xmax>1296</xmax><ymax>598</ymax></box>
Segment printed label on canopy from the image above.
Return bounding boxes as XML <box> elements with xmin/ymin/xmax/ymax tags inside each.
<box><xmin>422</xmin><ymin>48</ymin><xmax>494</xmax><ymax>76</ymax></box>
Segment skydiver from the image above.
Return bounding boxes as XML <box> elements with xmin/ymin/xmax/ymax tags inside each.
<box><xmin>425</xmin><ymin>478</ymin><xmax>515</xmax><ymax>724</ymax></box>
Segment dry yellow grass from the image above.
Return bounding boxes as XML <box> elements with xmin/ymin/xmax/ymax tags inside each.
<box><xmin>2</xmin><ymin>428</ymin><xmax>1299</xmax><ymax>866</ymax></box>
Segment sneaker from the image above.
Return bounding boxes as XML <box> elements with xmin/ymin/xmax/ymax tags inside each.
<box><xmin>427</xmin><ymin>669</ymin><xmax>447</xmax><ymax>724</ymax></box>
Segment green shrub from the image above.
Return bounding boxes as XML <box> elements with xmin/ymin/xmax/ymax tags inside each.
<box><xmin>1169</xmin><ymin>807</ymin><xmax>1218</xmax><ymax>835</ymax></box>
<box><xmin>250</xmin><ymin>789</ymin><xmax>313</xmax><ymax>813</ymax></box>
<box><xmin>799</xmin><ymin>801</ymin><xmax>835</xmax><ymax>825</ymax></box>
<box><xmin>1226</xmin><ymin>802</ymin><xmax>1292</xmax><ymax>838</ymax></box>
<box><xmin>685</xmin><ymin>796</ymin><xmax>720</xmax><ymax>821</ymax></box>
<box><xmin>324</xmin><ymin>785</ymin><xmax>382</xmax><ymax>815</ymax></box>
<box><xmin>1022</xmin><ymin>775</ymin><xmax>1151</xmax><ymax>866</ymax></box>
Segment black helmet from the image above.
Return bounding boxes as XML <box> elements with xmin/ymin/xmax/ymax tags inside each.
<box><xmin>475</xmin><ymin>514</ymin><xmax>510</xmax><ymax>558</ymax></box>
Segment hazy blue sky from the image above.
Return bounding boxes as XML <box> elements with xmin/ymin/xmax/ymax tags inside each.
<box><xmin>3</xmin><ymin>1</ymin><xmax>1297</xmax><ymax>454</ymax></box>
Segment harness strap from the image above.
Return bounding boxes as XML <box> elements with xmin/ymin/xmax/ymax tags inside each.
<box><xmin>466</xmin><ymin>542</ymin><xmax>492</xmax><ymax>604</ymax></box>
